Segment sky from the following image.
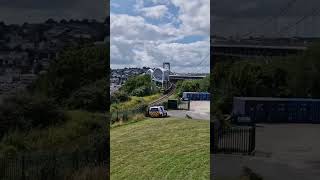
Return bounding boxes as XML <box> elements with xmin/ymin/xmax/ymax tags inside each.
<box><xmin>0</xmin><ymin>0</ymin><xmax>107</xmax><ymax>24</ymax></box>
<box><xmin>212</xmin><ymin>0</ymin><xmax>320</xmax><ymax>38</ymax></box>
<box><xmin>110</xmin><ymin>0</ymin><xmax>210</xmax><ymax>73</ymax></box>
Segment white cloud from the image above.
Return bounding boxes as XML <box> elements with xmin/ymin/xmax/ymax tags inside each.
<box><xmin>111</xmin><ymin>13</ymin><xmax>179</xmax><ymax>42</ymax></box>
<box><xmin>171</xmin><ymin>0</ymin><xmax>210</xmax><ymax>36</ymax></box>
<box><xmin>111</xmin><ymin>0</ymin><xmax>210</xmax><ymax>73</ymax></box>
<box><xmin>140</xmin><ymin>5</ymin><xmax>168</xmax><ymax>19</ymax></box>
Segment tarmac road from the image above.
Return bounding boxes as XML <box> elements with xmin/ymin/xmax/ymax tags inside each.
<box><xmin>167</xmin><ymin>101</ymin><xmax>210</xmax><ymax>120</ymax></box>
<box><xmin>212</xmin><ymin>123</ymin><xmax>320</xmax><ymax>180</ymax></box>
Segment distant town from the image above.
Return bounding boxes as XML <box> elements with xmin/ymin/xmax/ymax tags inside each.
<box><xmin>110</xmin><ymin>67</ymin><xmax>150</xmax><ymax>94</ymax></box>
<box><xmin>0</xmin><ymin>18</ymin><xmax>108</xmax><ymax>95</ymax></box>
<box><xmin>110</xmin><ymin>66</ymin><xmax>209</xmax><ymax>95</ymax></box>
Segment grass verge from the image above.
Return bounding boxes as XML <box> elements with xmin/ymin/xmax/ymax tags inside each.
<box><xmin>0</xmin><ymin>110</ymin><xmax>106</xmax><ymax>155</ymax></box>
<box><xmin>111</xmin><ymin>94</ymin><xmax>161</xmax><ymax>111</ymax></box>
<box><xmin>111</xmin><ymin>118</ymin><xmax>210</xmax><ymax>179</ymax></box>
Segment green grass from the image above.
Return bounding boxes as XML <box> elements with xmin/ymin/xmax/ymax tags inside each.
<box><xmin>111</xmin><ymin>94</ymin><xmax>161</xmax><ymax>111</ymax></box>
<box><xmin>168</xmin><ymin>93</ymin><xmax>179</xmax><ymax>100</ymax></box>
<box><xmin>111</xmin><ymin>118</ymin><xmax>210</xmax><ymax>180</ymax></box>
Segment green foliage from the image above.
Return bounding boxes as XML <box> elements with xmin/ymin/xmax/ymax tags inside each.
<box><xmin>110</xmin><ymin>94</ymin><xmax>160</xmax><ymax>112</ymax></box>
<box><xmin>111</xmin><ymin>91</ymin><xmax>131</xmax><ymax>104</ymax></box>
<box><xmin>121</xmin><ymin>74</ymin><xmax>157</xmax><ymax>96</ymax></box>
<box><xmin>31</xmin><ymin>46</ymin><xmax>109</xmax><ymax>105</ymax></box>
<box><xmin>66</xmin><ymin>78</ymin><xmax>107</xmax><ymax>112</ymax></box>
<box><xmin>0</xmin><ymin>92</ymin><xmax>65</xmax><ymax>135</ymax></box>
<box><xmin>0</xmin><ymin>111</ymin><xmax>106</xmax><ymax>154</ymax></box>
<box><xmin>212</xmin><ymin>42</ymin><xmax>320</xmax><ymax>114</ymax></box>
<box><xmin>131</xmin><ymin>86</ymin><xmax>151</xmax><ymax>97</ymax></box>
<box><xmin>176</xmin><ymin>75</ymin><xmax>210</xmax><ymax>97</ymax></box>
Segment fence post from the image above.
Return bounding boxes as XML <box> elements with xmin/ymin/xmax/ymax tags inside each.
<box><xmin>212</xmin><ymin>121</ymin><xmax>220</xmax><ymax>154</ymax></box>
<box><xmin>252</xmin><ymin>124</ymin><xmax>256</xmax><ymax>154</ymax></box>
<box><xmin>51</xmin><ymin>153</ymin><xmax>56</xmax><ymax>180</ymax></box>
<box><xmin>73</xmin><ymin>150</ymin><xmax>79</xmax><ymax>170</ymax></box>
<box><xmin>248</xmin><ymin>125</ymin><xmax>255</xmax><ymax>154</ymax></box>
<box><xmin>213</xmin><ymin>127</ymin><xmax>218</xmax><ymax>153</ymax></box>
<box><xmin>116</xmin><ymin>111</ymin><xmax>119</xmax><ymax>121</ymax></box>
<box><xmin>21</xmin><ymin>154</ymin><xmax>26</xmax><ymax>180</ymax></box>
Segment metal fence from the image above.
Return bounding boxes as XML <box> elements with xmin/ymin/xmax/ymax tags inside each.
<box><xmin>111</xmin><ymin>104</ymin><xmax>147</xmax><ymax>123</ymax></box>
<box><xmin>0</xmin><ymin>131</ymin><xmax>109</xmax><ymax>180</ymax></box>
<box><xmin>212</xmin><ymin>125</ymin><xmax>256</xmax><ymax>155</ymax></box>
<box><xmin>0</xmin><ymin>150</ymin><xmax>108</xmax><ymax>180</ymax></box>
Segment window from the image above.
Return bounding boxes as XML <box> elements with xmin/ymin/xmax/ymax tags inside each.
<box><xmin>150</xmin><ymin>108</ymin><xmax>159</xmax><ymax>112</ymax></box>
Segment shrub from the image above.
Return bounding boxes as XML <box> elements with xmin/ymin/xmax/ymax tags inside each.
<box><xmin>121</xmin><ymin>75</ymin><xmax>152</xmax><ymax>94</ymax></box>
<box><xmin>0</xmin><ymin>92</ymin><xmax>65</xmax><ymax>135</ymax></box>
<box><xmin>66</xmin><ymin>79</ymin><xmax>107</xmax><ymax>112</ymax></box>
<box><xmin>130</xmin><ymin>86</ymin><xmax>151</xmax><ymax>97</ymax></box>
<box><xmin>111</xmin><ymin>91</ymin><xmax>130</xmax><ymax>103</ymax></box>
<box><xmin>31</xmin><ymin>46</ymin><xmax>109</xmax><ymax>102</ymax></box>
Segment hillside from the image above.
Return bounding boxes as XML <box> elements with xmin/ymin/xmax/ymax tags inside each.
<box><xmin>111</xmin><ymin>118</ymin><xmax>210</xmax><ymax>179</ymax></box>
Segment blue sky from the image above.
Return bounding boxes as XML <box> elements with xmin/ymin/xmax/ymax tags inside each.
<box><xmin>110</xmin><ymin>0</ymin><xmax>210</xmax><ymax>73</ymax></box>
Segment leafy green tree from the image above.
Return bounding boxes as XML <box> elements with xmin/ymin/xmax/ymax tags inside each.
<box><xmin>111</xmin><ymin>91</ymin><xmax>130</xmax><ymax>103</ymax></box>
<box><xmin>31</xmin><ymin>46</ymin><xmax>109</xmax><ymax>104</ymax></box>
<box><xmin>121</xmin><ymin>75</ymin><xmax>157</xmax><ymax>96</ymax></box>
<box><xmin>211</xmin><ymin>42</ymin><xmax>320</xmax><ymax>114</ymax></box>
<box><xmin>176</xmin><ymin>75</ymin><xmax>210</xmax><ymax>97</ymax></box>
<box><xmin>66</xmin><ymin>79</ymin><xmax>107</xmax><ymax>112</ymax></box>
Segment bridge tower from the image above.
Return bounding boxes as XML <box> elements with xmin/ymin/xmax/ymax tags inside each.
<box><xmin>163</xmin><ymin>62</ymin><xmax>171</xmax><ymax>89</ymax></box>
<box><xmin>163</xmin><ymin>62</ymin><xmax>170</xmax><ymax>72</ymax></box>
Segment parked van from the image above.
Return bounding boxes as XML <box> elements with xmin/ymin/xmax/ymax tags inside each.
<box><xmin>148</xmin><ymin>106</ymin><xmax>167</xmax><ymax>118</ymax></box>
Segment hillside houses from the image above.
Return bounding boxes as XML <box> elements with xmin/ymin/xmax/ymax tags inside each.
<box><xmin>0</xmin><ymin>19</ymin><xmax>108</xmax><ymax>94</ymax></box>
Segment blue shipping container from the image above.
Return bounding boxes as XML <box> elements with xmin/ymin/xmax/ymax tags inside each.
<box><xmin>233</xmin><ymin>97</ymin><xmax>320</xmax><ymax>123</ymax></box>
<box><xmin>182</xmin><ymin>92</ymin><xmax>210</xmax><ymax>101</ymax></box>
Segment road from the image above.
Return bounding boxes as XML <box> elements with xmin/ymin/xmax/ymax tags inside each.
<box><xmin>167</xmin><ymin>101</ymin><xmax>210</xmax><ymax>120</ymax></box>
<box><xmin>213</xmin><ymin>123</ymin><xmax>320</xmax><ymax>180</ymax></box>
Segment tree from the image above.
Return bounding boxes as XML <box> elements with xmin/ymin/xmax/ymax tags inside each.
<box><xmin>121</xmin><ymin>75</ymin><xmax>155</xmax><ymax>96</ymax></box>
<box><xmin>67</xmin><ymin>79</ymin><xmax>107</xmax><ymax>112</ymax></box>
<box><xmin>31</xmin><ymin>46</ymin><xmax>109</xmax><ymax>103</ymax></box>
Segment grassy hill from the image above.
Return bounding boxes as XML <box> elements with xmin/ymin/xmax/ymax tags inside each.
<box><xmin>111</xmin><ymin>118</ymin><xmax>210</xmax><ymax>180</ymax></box>
<box><xmin>110</xmin><ymin>94</ymin><xmax>161</xmax><ymax>111</ymax></box>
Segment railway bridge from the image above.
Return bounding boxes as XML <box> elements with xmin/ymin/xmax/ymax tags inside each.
<box><xmin>146</xmin><ymin>62</ymin><xmax>207</xmax><ymax>91</ymax></box>
<box><xmin>212</xmin><ymin>43</ymin><xmax>307</xmax><ymax>59</ymax></box>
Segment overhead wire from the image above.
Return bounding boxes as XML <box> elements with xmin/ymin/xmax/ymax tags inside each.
<box><xmin>277</xmin><ymin>7</ymin><xmax>320</xmax><ymax>36</ymax></box>
<box><xmin>241</xmin><ymin>0</ymin><xmax>299</xmax><ymax>38</ymax></box>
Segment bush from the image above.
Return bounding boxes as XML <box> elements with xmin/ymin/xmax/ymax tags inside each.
<box><xmin>0</xmin><ymin>111</ymin><xmax>107</xmax><ymax>154</ymax></box>
<box><xmin>130</xmin><ymin>86</ymin><xmax>151</xmax><ymax>97</ymax></box>
<box><xmin>31</xmin><ymin>46</ymin><xmax>109</xmax><ymax>102</ymax></box>
<box><xmin>176</xmin><ymin>76</ymin><xmax>210</xmax><ymax>97</ymax></box>
<box><xmin>66</xmin><ymin>79</ymin><xmax>107</xmax><ymax>112</ymax></box>
<box><xmin>111</xmin><ymin>91</ymin><xmax>130</xmax><ymax>103</ymax></box>
<box><xmin>121</xmin><ymin>75</ymin><xmax>157</xmax><ymax>96</ymax></box>
<box><xmin>0</xmin><ymin>92</ymin><xmax>65</xmax><ymax>135</ymax></box>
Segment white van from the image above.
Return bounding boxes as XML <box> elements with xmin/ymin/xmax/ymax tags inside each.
<box><xmin>148</xmin><ymin>106</ymin><xmax>167</xmax><ymax>118</ymax></box>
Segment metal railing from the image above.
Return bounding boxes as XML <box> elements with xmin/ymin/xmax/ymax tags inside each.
<box><xmin>0</xmin><ymin>150</ymin><xmax>107</xmax><ymax>180</ymax></box>
<box><xmin>212</xmin><ymin>125</ymin><xmax>256</xmax><ymax>155</ymax></box>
